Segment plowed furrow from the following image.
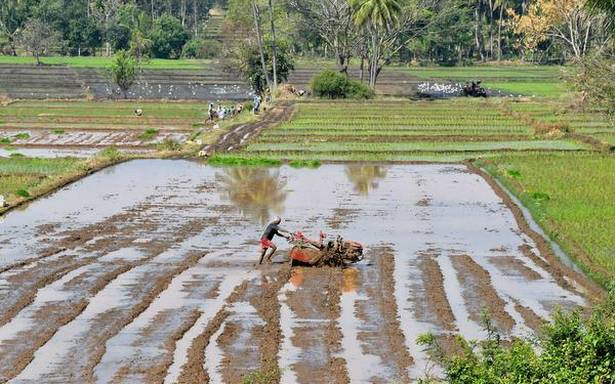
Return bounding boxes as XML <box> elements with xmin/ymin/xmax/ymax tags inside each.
<box><xmin>451</xmin><ymin>254</ymin><xmax>515</xmax><ymax>333</ymax></box>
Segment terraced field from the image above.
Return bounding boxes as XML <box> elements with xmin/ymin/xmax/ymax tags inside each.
<box><xmin>0</xmin><ymin>101</ymin><xmax>209</xmax><ymax>157</ymax></box>
<box><xmin>0</xmin><ymin>160</ymin><xmax>597</xmax><ymax>383</ymax></box>
<box><xmin>235</xmin><ymin>100</ymin><xmax>593</xmax><ymax>162</ymax></box>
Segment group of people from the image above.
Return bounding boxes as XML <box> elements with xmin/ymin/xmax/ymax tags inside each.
<box><xmin>207</xmin><ymin>102</ymin><xmax>245</xmax><ymax>122</ymax></box>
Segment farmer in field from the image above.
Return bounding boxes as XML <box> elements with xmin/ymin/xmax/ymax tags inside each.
<box><xmin>259</xmin><ymin>216</ymin><xmax>291</xmax><ymax>264</ymax></box>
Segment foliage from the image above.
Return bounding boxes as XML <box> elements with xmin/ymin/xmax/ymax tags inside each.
<box><xmin>509</xmin><ymin>0</ymin><xmax>609</xmax><ymax>58</ymax></box>
<box><xmin>419</xmin><ymin>287</ymin><xmax>615</xmax><ymax>383</ymax></box>
<box><xmin>108</xmin><ymin>50</ymin><xmax>137</xmax><ymax>98</ymax></box>
<box><xmin>107</xmin><ymin>22</ymin><xmax>131</xmax><ymax>51</ymax></box>
<box><xmin>310</xmin><ymin>70</ymin><xmax>374</xmax><ymax>99</ymax></box>
<box><xmin>16</xmin><ymin>18</ymin><xmax>61</xmax><ymax>65</ymax></box>
<box><xmin>567</xmin><ymin>55</ymin><xmax>615</xmax><ymax>115</ymax></box>
<box><xmin>227</xmin><ymin>39</ymin><xmax>295</xmax><ymax>94</ymax></box>
<box><xmin>182</xmin><ymin>38</ymin><xmax>222</xmax><ymax>59</ymax></box>
<box><xmin>149</xmin><ymin>13</ymin><xmax>189</xmax><ymax>59</ymax></box>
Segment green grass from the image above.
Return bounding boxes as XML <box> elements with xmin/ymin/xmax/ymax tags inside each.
<box><xmin>288</xmin><ymin>159</ymin><xmax>321</xmax><ymax>168</ymax></box>
<box><xmin>0</xmin><ymin>55</ymin><xmax>210</xmax><ymax>69</ymax></box>
<box><xmin>0</xmin><ymin>157</ymin><xmax>84</xmax><ymax>199</ymax></box>
<box><xmin>138</xmin><ymin>128</ymin><xmax>159</xmax><ymax>141</ymax></box>
<box><xmin>481</xmin><ymin>152</ymin><xmax>615</xmax><ymax>285</ymax></box>
<box><xmin>488</xmin><ymin>81</ymin><xmax>567</xmax><ymax>97</ymax></box>
<box><xmin>207</xmin><ymin>155</ymin><xmax>282</xmax><ymax>167</ymax></box>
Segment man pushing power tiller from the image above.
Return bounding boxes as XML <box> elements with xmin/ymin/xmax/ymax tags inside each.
<box><xmin>259</xmin><ymin>216</ymin><xmax>291</xmax><ymax>264</ymax></box>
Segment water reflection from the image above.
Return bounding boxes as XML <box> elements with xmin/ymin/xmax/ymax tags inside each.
<box><xmin>216</xmin><ymin>168</ymin><xmax>288</xmax><ymax>224</ymax></box>
<box><xmin>345</xmin><ymin>165</ymin><xmax>388</xmax><ymax>196</ymax></box>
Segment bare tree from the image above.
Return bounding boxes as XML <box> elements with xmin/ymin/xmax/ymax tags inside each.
<box><xmin>17</xmin><ymin>19</ymin><xmax>61</xmax><ymax>66</ymax></box>
<box><xmin>288</xmin><ymin>0</ymin><xmax>361</xmax><ymax>74</ymax></box>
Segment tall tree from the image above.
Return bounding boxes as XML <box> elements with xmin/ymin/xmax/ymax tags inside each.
<box><xmin>287</xmin><ymin>0</ymin><xmax>359</xmax><ymax>74</ymax></box>
<box><xmin>17</xmin><ymin>18</ymin><xmax>61</xmax><ymax>65</ymax></box>
<box><xmin>251</xmin><ymin>0</ymin><xmax>271</xmax><ymax>91</ymax></box>
<box><xmin>109</xmin><ymin>49</ymin><xmax>137</xmax><ymax>98</ymax></box>
<box><xmin>510</xmin><ymin>0</ymin><xmax>610</xmax><ymax>59</ymax></box>
<box><xmin>268</xmin><ymin>0</ymin><xmax>278</xmax><ymax>91</ymax></box>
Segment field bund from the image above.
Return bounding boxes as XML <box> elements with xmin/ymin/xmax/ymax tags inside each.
<box><xmin>0</xmin><ymin>160</ymin><xmax>594</xmax><ymax>383</ymax></box>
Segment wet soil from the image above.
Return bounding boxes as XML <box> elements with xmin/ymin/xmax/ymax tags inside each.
<box><xmin>0</xmin><ymin>160</ymin><xmax>595</xmax><ymax>383</ymax></box>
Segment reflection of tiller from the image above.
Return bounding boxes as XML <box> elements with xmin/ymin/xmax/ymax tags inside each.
<box><xmin>288</xmin><ymin>231</ymin><xmax>364</xmax><ymax>267</ymax></box>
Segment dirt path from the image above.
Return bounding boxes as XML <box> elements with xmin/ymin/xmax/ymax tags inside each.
<box><xmin>200</xmin><ymin>104</ymin><xmax>295</xmax><ymax>155</ymax></box>
<box><xmin>0</xmin><ymin>160</ymin><xmax>595</xmax><ymax>383</ymax></box>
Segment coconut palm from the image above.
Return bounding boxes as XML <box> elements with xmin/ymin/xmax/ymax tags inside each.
<box><xmin>350</xmin><ymin>0</ymin><xmax>402</xmax><ymax>31</ymax></box>
<box><xmin>349</xmin><ymin>0</ymin><xmax>403</xmax><ymax>87</ymax></box>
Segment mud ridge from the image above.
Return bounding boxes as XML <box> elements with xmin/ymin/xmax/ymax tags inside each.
<box><xmin>380</xmin><ymin>248</ymin><xmax>414</xmax><ymax>380</ymax></box>
<box><xmin>176</xmin><ymin>281</ymin><xmax>248</xmax><ymax>383</ymax></box>
<box><xmin>417</xmin><ymin>251</ymin><xmax>457</xmax><ymax>331</ymax></box>
<box><xmin>250</xmin><ymin>265</ymin><xmax>292</xmax><ymax>383</ymax></box>
<box><xmin>324</xmin><ymin>268</ymin><xmax>350</xmax><ymax>384</ymax></box>
<box><xmin>83</xmin><ymin>251</ymin><xmax>208</xmax><ymax>381</ymax></box>
<box><xmin>0</xmin><ymin>258</ymin><xmax>90</xmax><ymax>328</ymax></box>
<box><xmin>451</xmin><ymin>255</ymin><xmax>515</xmax><ymax>333</ymax></box>
<box><xmin>466</xmin><ymin>161</ymin><xmax>603</xmax><ymax>300</ymax></box>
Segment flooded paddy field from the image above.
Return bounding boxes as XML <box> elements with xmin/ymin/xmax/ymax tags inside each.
<box><xmin>0</xmin><ymin>160</ymin><xmax>594</xmax><ymax>383</ymax></box>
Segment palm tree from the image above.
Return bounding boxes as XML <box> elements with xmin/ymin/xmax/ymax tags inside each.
<box><xmin>349</xmin><ymin>0</ymin><xmax>402</xmax><ymax>87</ymax></box>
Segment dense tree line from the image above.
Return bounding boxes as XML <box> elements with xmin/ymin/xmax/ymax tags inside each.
<box><xmin>0</xmin><ymin>0</ymin><xmax>224</xmax><ymax>59</ymax></box>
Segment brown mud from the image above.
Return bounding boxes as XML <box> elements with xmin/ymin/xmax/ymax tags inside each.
<box><xmin>201</xmin><ymin>104</ymin><xmax>295</xmax><ymax>155</ymax></box>
<box><xmin>451</xmin><ymin>255</ymin><xmax>515</xmax><ymax>333</ymax></box>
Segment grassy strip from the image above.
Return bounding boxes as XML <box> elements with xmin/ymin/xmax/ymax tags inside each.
<box><xmin>207</xmin><ymin>155</ymin><xmax>282</xmax><ymax>167</ymax></box>
<box><xmin>478</xmin><ymin>152</ymin><xmax>615</xmax><ymax>286</ymax></box>
<box><xmin>0</xmin><ymin>55</ymin><xmax>209</xmax><ymax>69</ymax></box>
<box><xmin>288</xmin><ymin>159</ymin><xmax>321</xmax><ymax>168</ymax></box>
<box><xmin>0</xmin><ymin>150</ymin><xmax>125</xmax><ymax>214</ymax></box>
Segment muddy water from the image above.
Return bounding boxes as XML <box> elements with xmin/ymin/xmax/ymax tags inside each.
<box><xmin>0</xmin><ymin>160</ymin><xmax>589</xmax><ymax>383</ymax></box>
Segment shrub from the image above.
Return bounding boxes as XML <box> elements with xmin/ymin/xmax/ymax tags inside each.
<box><xmin>156</xmin><ymin>138</ymin><xmax>182</xmax><ymax>152</ymax></box>
<box><xmin>419</xmin><ymin>287</ymin><xmax>615</xmax><ymax>384</ymax></box>
<box><xmin>310</xmin><ymin>71</ymin><xmax>348</xmax><ymax>99</ymax></box>
<box><xmin>310</xmin><ymin>70</ymin><xmax>374</xmax><ymax>99</ymax></box>
<box><xmin>346</xmin><ymin>80</ymin><xmax>375</xmax><ymax>100</ymax></box>
<box><xmin>182</xmin><ymin>38</ymin><xmax>222</xmax><ymax>59</ymax></box>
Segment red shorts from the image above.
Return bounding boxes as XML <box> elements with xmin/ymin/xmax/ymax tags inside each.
<box><xmin>260</xmin><ymin>238</ymin><xmax>274</xmax><ymax>249</ymax></box>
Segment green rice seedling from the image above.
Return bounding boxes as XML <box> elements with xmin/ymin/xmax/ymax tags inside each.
<box><xmin>51</xmin><ymin>129</ymin><xmax>65</xmax><ymax>135</ymax></box>
<box><xmin>138</xmin><ymin>128</ymin><xmax>159</xmax><ymax>141</ymax></box>
<box><xmin>156</xmin><ymin>139</ymin><xmax>182</xmax><ymax>152</ymax></box>
<box><xmin>207</xmin><ymin>155</ymin><xmax>282</xmax><ymax>167</ymax></box>
<box><xmin>289</xmin><ymin>160</ymin><xmax>321</xmax><ymax>168</ymax></box>
<box><xmin>15</xmin><ymin>189</ymin><xmax>31</xmax><ymax>198</ymax></box>
<box><xmin>0</xmin><ymin>137</ymin><xmax>11</xmax><ymax>144</ymax></box>
<box><xmin>97</xmin><ymin>146</ymin><xmax>122</xmax><ymax>160</ymax></box>
<box><xmin>13</xmin><ymin>133</ymin><xmax>30</xmax><ymax>140</ymax></box>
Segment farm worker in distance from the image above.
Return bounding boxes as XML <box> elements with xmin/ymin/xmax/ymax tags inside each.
<box><xmin>259</xmin><ymin>216</ymin><xmax>291</xmax><ymax>264</ymax></box>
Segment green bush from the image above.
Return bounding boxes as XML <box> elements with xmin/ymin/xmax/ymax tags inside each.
<box><xmin>182</xmin><ymin>38</ymin><xmax>222</xmax><ymax>59</ymax></box>
<box><xmin>310</xmin><ymin>70</ymin><xmax>374</xmax><ymax>99</ymax></box>
<box><xmin>150</xmin><ymin>14</ymin><xmax>189</xmax><ymax>59</ymax></box>
<box><xmin>346</xmin><ymin>80</ymin><xmax>374</xmax><ymax>100</ymax></box>
<box><xmin>419</xmin><ymin>287</ymin><xmax>615</xmax><ymax>384</ymax></box>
